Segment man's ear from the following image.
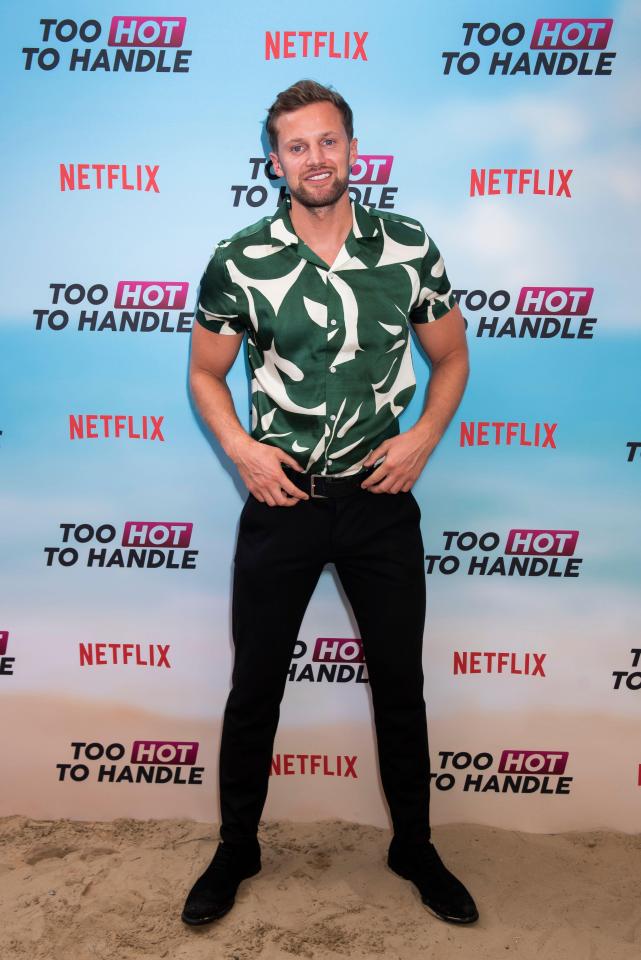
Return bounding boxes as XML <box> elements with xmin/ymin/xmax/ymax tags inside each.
<box><xmin>349</xmin><ymin>137</ymin><xmax>359</xmax><ymax>169</ymax></box>
<box><xmin>269</xmin><ymin>151</ymin><xmax>283</xmax><ymax>178</ymax></box>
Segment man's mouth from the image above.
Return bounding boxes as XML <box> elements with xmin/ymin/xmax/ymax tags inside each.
<box><xmin>305</xmin><ymin>170</ymin><xmax>332</xmax><ymax>182</ymax></box>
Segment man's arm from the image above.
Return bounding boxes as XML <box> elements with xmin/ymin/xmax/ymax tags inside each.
<box><xmin>189</xmin><ymin>322</ymin><xmax>308</xmax><ymax>506</ymax></box>
<box><xmin>361</xmin><ymin>303</ymin><xmax>469</xmax><ymax>493</ymax></box>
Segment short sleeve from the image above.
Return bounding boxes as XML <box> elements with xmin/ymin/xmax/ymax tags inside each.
<box><xmin>409</xmin><ymin>232</ymin><xmax>457</xmax><ymax>324</ymax></box>
<box><xmin>195</xmin><ymin>244</ymin><xmax>248</xmax><ymax>335</ymax></box>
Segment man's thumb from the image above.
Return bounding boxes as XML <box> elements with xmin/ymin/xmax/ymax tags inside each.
<box><xmin>363</xmin><ymin>443</ymin><xmax>386</xmax><ymax>467</ymax></box>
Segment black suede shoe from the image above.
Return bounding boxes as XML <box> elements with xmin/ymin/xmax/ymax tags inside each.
<box><xmin>387</xmin><ymin>837</ymin><xmax>479</xmax><ymax>924</ymax></box>
<box><xmin>181</xmin><ymin>840</ymin><xmax>262</xmax><ymax>926</ymax></box>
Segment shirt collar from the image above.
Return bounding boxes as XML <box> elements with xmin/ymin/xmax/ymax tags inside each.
<box><xmin>268</xmin><ymin>195</ymin><xmax>380</xmax><ymax>251</ymax></box>
<box><xmin>350</xmin><ymin>199</ymin><xmax>380</xmax><ymax>240</ymax></box>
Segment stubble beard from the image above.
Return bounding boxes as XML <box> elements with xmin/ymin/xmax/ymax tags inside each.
<box><xmin>288</xmin><ymin>171</ymin><xmax>350</xmax><ymax>209</ymax></box>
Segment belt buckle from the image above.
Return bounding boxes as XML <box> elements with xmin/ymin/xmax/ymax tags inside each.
<box><xmin>310</xmin><ymin>474</ymin><xmax>328</xmax><ymax>499</ymax></box>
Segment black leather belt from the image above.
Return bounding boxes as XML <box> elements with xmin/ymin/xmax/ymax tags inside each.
<box><xmin>283</xmin><ymin>465</ymin><xmax>375</xmax><ymax>499</ymax></box>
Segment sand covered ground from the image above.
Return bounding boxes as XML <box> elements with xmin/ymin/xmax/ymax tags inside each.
<box><xmin>0</xmin><ymin>815</ymin><xmax>639</xmax><ymax>960</ymax></box>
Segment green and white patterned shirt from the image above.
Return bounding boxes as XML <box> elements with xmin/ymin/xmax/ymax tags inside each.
<box><xmin>196</xmin><ymin>197</ymin><xmax>456</xmax><ymax>476</ymax></box>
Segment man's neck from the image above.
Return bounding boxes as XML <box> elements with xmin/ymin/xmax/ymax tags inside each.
<box><xmin>288</xmin><ymin>194</ymin><xmax>353</xmax><ymax>266</ymax></box>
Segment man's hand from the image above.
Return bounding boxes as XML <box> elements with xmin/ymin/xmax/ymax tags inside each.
<box><xmin>361</xmin><ymin>426</ymin><xmax>435</xmax><ymax>494</ymax></box>
<box><xmin>189</xmin><ymin>323</ymin><xmax>309</xmax><ymax>507</ymax></box>
<box><xmin>232</xmin><ymin>435</ymin><xmax>309</xmax><ymax>507</ymax></box>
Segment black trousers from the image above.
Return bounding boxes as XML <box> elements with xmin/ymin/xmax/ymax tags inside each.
<box><xmin>218</xmin><ymin>486</ymin><xmax>431</xmax><ymax>846</ymax></box>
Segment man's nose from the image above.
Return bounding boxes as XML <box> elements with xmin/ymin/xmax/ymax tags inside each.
<box><xmin>307</xmin><ymin>143</ymin><xmax>325</xmax><ymax>166</ymax></box>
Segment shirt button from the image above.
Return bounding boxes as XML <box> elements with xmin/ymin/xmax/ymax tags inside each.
<box><xmin>330</xmin><ymin>319</ymin><xmax>337</xmax><ymax>326</ymax></box>
<box><xmin>330</xmin><ymin>366</ymin><xmax>336</xmax><ymax>373</ymax></box>
<box><xmin>330</xmin><ymin>414</ymin><xmax>336</xmax><ymax>421</ymax></box>
<box><xmin>327</xmin><ymin>459</ymin><xmax>333</xmax><ymax>465</ymax></box>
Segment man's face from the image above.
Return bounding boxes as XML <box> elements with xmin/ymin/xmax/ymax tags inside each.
<box><xmin>269</xmin><ymin>101</ymin><xmax>358</xmax><ymax>209</ymax></box>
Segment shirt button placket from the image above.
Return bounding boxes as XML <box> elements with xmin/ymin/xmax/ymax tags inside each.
<box><xmin>326</xmin><ymin>270</ymin><xmax>340</xmax><ymax>471</ymax></box>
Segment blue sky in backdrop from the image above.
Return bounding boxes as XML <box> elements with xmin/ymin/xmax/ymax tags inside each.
<box><xmin>1</xmin><ymin>0</ymin><xmax>639</xmax><ymax>717</ymax></box>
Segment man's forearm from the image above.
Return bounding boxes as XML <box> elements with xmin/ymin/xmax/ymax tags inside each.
<box><xmin>190</xmin><ymin>367</ymin><xmax>306</xmax><ymax>502</ymax></box>
<box><xmin>412</xmin><ymin>350</ymin><xmax>469</xmax><ymax>450</ymax></box>
<box><xmin>190</xmin><ymin>369</ymin><xmax>250</xmax><ymax>463</ymax></box>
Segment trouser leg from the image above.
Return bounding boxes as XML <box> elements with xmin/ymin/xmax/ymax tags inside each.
<box><xmin>334</xmin><ymin>490</ymin><xmax>431</xmax><ymax>844</ymax></box>
<box><xmin>218</xmin><ymin>496</ymin><xmax>326</xmax><ymax>845</ymax></box>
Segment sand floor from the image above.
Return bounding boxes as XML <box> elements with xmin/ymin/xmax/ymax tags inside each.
<box><xmin>1</xmin><ymin>816</ymin><xmax>639</xmax><ymax>960</ymax></box>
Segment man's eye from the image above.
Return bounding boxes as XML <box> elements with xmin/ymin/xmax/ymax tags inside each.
<box><xmin>290</xmin><ymin>145</ymin><xmax>304</xmax><ymax>153</ymax></box>
<box><xmin>323</xmin><ymin>139</ymin><xmax>335</xmax><ymax>146</ymax></box>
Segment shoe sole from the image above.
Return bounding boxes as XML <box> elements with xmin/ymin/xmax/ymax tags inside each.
<box><xmin>420</xmin><ymin>900</ymin><xmax>479</xmax><ymax>925</ymax></box>
<box><xmin>181</xmin><ymin>900</ymin><xmax>234</xmax><ymax>926</ymax></box>
<box><xmin>386</xmin><ymin>861</ymin><xmax>479</xmax><ymax>925</ymax></box>
<box><xmin>181</xmin><ymin>863</ymin><xmax>262</xmax><ymax>926</ymax></box>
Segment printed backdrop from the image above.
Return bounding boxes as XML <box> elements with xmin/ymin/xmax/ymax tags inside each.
<box><xmin>1</xmin><ymin>0</ymin><xmax>640</xmax><ymax>833</ymax></box>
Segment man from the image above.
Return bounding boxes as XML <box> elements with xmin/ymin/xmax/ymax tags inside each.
<box><xmin>182</xmin><ymin>79</ymin><xmax>478</xmax><ymax>927</ymax></box>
